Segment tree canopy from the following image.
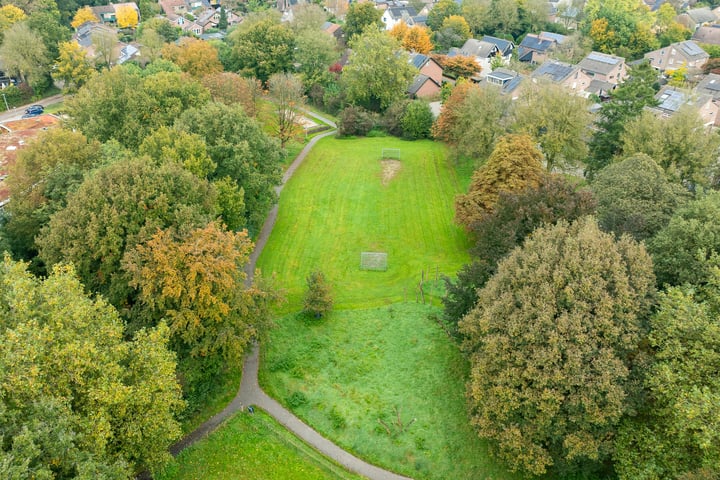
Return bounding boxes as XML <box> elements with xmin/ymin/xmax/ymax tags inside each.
<box><xmin>228</xmin><ymin>16</ymin><xmax>295</xmax><ymax>84</ymax></box>
<box><xmin>36</xmin><ymin>160</ymin><xmax>218</xmax><ymax>307</ymax></box>
<box><xmin>342</xmin><ymin>28</ymin><xmax>415</xmax><ymax>111</ymax></box>
<box><xmin>343</xmin><ymin>1</ymin><xmax>382</xmax><ymax>40</ymax></box>
<box><xmin>460</xmin><ymin>217</ymin><xmax>656</xmax><ymax>477</ymax></box>
<box><xmin>455</xmin><ymin>134</ymin><xmax>544</xmax><ymax>230</ymax></box>
<box><xmin>0</xmin><ymin>258</ymin><xmax>184</xmax><ymax>477</ymax></box>
<box><xmin>648</xmin><ymin>191</ymin><xmax>720</xmax><ymax>287</ymax></box>
<box><xmin>591</xmin><ymin>154</ymin><xmax>689</xmax><ymax>241</ymax></box>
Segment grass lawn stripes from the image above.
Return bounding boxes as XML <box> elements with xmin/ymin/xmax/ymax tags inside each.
<box><xmin>255</xmin><ymin>137</ymin><xmax>470</xmax><ymax>311</ymax></box>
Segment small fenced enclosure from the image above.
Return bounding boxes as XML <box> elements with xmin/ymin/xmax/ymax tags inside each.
<box><xmin>381</xmin><ymin>148</ymin><xmax>401</xmax><ymax>160</ymax></box>
<box><xmin>360</xmin><ymin>252</ymin><xmax>388</xmax><ymax>271</ymax></box>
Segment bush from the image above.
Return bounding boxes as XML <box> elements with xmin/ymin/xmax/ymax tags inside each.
<box><xmin>337</xmin><ymin>105</ymin><xmax>375</xmax><ymax>137</ymax></box>
<box><xmin>381</xmin><ymin>99</ymin><xmax>410</xmax><ymax>137</ymax></box>
<box><xmin>401</xmin><ymin>100</ymin><xmax>434</xmax><ymax>139</ymax></box>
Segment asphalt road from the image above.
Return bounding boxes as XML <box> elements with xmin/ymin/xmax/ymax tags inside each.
<box><xmin>0</xmin><ymin>94</ymin><xmax>64</xmax><ymax>123</ymax></box>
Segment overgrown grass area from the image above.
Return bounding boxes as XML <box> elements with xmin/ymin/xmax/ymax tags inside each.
<box><xmin>260</xmin><ymin>304</ymin><xmax>518</xmax><ymax>480</ymax></box>
<box><xmin>256</xmin><ymin>137</ymin><xmax>470</xmax><ymax>311</ymax></box>
<box><xmin>159</xmin><ymin>410</ymin><xmax>363</xmax><ymax>480</ymax></box>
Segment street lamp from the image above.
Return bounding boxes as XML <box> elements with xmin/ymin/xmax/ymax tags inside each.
<box><xmin>1</xmin><ymin>93</ymin><xmax>8</xmax><ymax>111</ymax></box>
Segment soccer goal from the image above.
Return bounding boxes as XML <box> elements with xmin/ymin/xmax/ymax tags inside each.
<box><xmin>381</xmin><ymin>148</ymin><xmax>401</xmax><ymax>161</ymax></box>
<box><xmin>360</xmin><ymin>252</ymin><xmax>388</xmax><ymax>271</ymax></box>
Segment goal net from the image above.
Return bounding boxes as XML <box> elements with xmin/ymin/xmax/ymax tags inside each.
<box><xmin>360</xmin><ymin>252</ymin><xmax>388</xmax><ymax>271</ymax></box>
<box><xmin>381</xmin><ymin>148</ymin><xmax>401</xmax><ymax>160</ymax></box>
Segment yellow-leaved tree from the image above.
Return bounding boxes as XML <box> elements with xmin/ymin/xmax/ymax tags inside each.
<box><xmin>402</xmin><ymin>25</ymin><xmax>433</xmax><ymax>54</ymax></box>
<box><xmin>53</xmin><ymin>41</ymin><xmax>95</xmax><ymax>92</ymax></box>
<box><xmin>116</xmin><ymin>4</ymin><xmax>138</xmax><ymax>28</ymax></box>
<box><xmin>389</xmin><ymin>20</ymin><xmax>409</xmax><ymax>42</ymax></box>
<box><xmin>0</xmin><ymin>4</ymin><xmax>25</xmax><ymax>36</ymax></box>
<box><xmin>71</xmin><ymin>5</ymin><xmax>98</xmax><ymax>28</ymax></box>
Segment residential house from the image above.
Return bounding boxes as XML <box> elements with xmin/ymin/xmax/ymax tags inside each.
<box><xmin>407</xmin><ymin>52</ymin><xmax>442</xmax><ymax>98</ymax></box>
<box><xmin>644</xmin><ymin>40</ymin><xmax>709</xmax><ymax>72</ymax></box>
<box><xmin>0</xmin><ymin>71</ymin><xmax>17</xmax><ymax>89</ymax></box>
<box><xmin>322</xmin><ymin>21</ymin><xmax>345</xmax><ymax>45</ymax></box>
<box><xmin>531</xmin><ymin>59</ymin><xmax>592</xmax><ymax>96</ymax></box>
<box><xmin>482</xmin><ymin>68</ymin><xmax>524</xmax><ymax>99</ymax></box>
<box><xmin>456</xmin><ymin>38</ymin><xmax>500</xmax><ymax>77</ymax></box>
<box><xmin>578</xmin><ymin>51</ymin><xmax>627</xmax><ymax>85</ymax></box>
<box><xmin>159</xmin><ymin>0</ymin><xmax>188</xmax><ymax>16</ymax></box>
<box><xmin>91</xmin><ymin>2</ymin><xmax>141</xmax><ymax>24</ymax></box>
<box><xmin>74</xmin><ymin>21</ymin><xmax>118</xmax><ymax>49</ymax></box>
<box><xmin>696</xmin><ymin>73</ymin><xmax>720</xmax><ymax>101</ymax></box>
<box><xmin>517</xmin><ymin>31</ymin><xmax>567</xmax><ymax>63</ymax></box>
<box><xmin>381</xmin><ymin>5</ymin><xmax>418</xmax><ymax>30</ymax></box>
<box><xmin>649</xmin><ymin>85</ymin><xmax>719</xmax><ymax>126</ymax></box>
<box><xmin>480</xmin><ymin>35</ymin><xmax>514</xmax><ymax>64</ymax></box>
<box><xmin>117</xmin><ymin>43</ymin><xmax>140</xmax><ymax>64</ymax></box>
<box><xmin>692</xmin><ymin>25</ymin><xmax>720</xmax><ymax>46</ymax></box>
<box><xmin>677</xmin><ymin>7</ymin><xmax>717</xmax><ymax>31</ymax></box>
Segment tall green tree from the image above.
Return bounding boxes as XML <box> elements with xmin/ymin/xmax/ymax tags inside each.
<box><xmin>615</xmin><ymin>278</ymin><xmax>720</xmax><ymax>480</ymax></box>
<box><xmin>294</xmin><ymin>28</ymin><xmax>339</xmax><ymax>90</ymax></box>
<box><xmin>66</xmin><ymin>66</ymin><xmax>210</xmax><ymax>149</ymax></box>
<box><xmin>591</xmin><ymin>154</ymin><xmax>689</xmax><ymax>241</ymax></box>
<box><xmin>0</xmin><ymin>21</ymin><xmax>49</xmax><ymax>92</ymax></box>
<box><xmin>0</xmin><ymin>258</ymin><xmax>184</xmax><ymax>477</ymax></box>
<box><xmin>228</xmin><ymin>16</ymin><xmax>295</xmax><ymax>83</ymax></box>
<box><xmin>175</xmin><ymin>102</ymin><xmax>283</xmax><ymax>234</ymax></box>
<box><xmin>587</xmin><ymin>61</ymin><xmax>659</xmax><ymax>176</ymax></box>
<box><xmin>342</xmin><ymin>28</ymin><xmax>415</xmax><ymax>111</ymax></box>
<box><xmin>513</xmin><ymin>81</ymin><xmax>592</xmax><ymax>172</ymax></box>
<box><xmin>620</xmin><ymin>108</ymin><xmax>720</xmax><ymax>187</ymax></box>
<box><xmin>648</xmin><ymin>191</ymin><xmax>720</xmax><ymax>287</ymax></box>
<box><xmin>343</xmin><ymin>1</ymin><xmax>382</xmax><ymax>40</ymax></box>
<box><xmin>455</xmin><ymin>134</ymin><xmax>544</xmax><ymax>229</ymax></box>
<box><xmin>3</xmin><ymin>128</ymin><xmax>103</xmax><ymax>266</ymax></box>
<box><xmin>443</xmin><ymin>174</ymin><xmax>596</xmax><ymax>327</ymax></box>
<box><xmin>460</xmin><ymin>217</ymin><xmax>656</xmax><ymax>477</ymax></box>
<box><xmin>36</xmin><ymin>160</ymin><xmax>218</xmax><ymax>307</ymax></box>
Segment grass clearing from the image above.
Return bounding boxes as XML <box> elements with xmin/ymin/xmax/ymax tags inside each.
<box><xmin>261</xmin><ymin>303</ymin><xmax>518</xmax><ymax>480</ymax></box>
<box><xmin>256</xmin><ymin>137</ymin><xmax>470</xmax><ymax>311</ymax></box>
<box><xmin>159</xmin><ymin>410</ymin><xmax>363</xmax><ymax>480</ymax></box>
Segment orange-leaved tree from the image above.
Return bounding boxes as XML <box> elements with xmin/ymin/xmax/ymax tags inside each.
<box><xmin>162</xmin><ymin>37</ymin><xmax>222</xmax><ymax>78</ymax></box>
<box><xmin>403</xmin><ymin>25</ymin><xmax>433</xmax><ymax>54</ymax></box>
<box><xmin>455</xmin><ymin>134</ymin><xmax>544</xmax><ymax>229</ymax></box>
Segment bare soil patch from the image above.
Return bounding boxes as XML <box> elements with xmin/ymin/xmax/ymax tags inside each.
<box><xmin>380</xmin><ymin>160</ymin><xmax>401</xmax><ymax>186</ymax></box>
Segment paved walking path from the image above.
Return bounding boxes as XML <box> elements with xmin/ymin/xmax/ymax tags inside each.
<box><xmin>171</xmin><ymin>112</ymin><xmax>413</xmax><ymax>480</ymax></box>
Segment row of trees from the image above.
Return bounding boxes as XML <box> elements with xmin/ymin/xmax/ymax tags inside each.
<box><xmin>442</xmin><ymin>125</ymin><xmax>720</xmax><ymax>477</ymax></box>
<box><xmin>0</xmin><ymin>62</ymin><xmax>286</xmax><ymax>477</ymax></box>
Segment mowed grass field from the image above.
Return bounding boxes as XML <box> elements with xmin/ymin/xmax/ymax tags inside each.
<box><xmin>261</xmin><ymin>304</ymin><xmax>519</xmax><ymax>480</ymax></box>
<box><xmin>158</xmin><ymin>410</ymin><xmax>363</xmax><ymax>480</ymax></box>
<box><xmin>256</xmin><ymin>137</ymin><xmax>471</xmax><ymax>311</ymax></box>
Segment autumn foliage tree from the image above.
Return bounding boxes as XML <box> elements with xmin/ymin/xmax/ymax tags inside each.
<box><xmin>53</xmin><ymin>40</ymin><xmax>95</xmax><ymax>92</ymax></box>
<box><xmin>162</xmin><ymin>37</ymin><xmax>222</xmax><ymax>78</ymax></box>
<box><xmin>455</xmin><ymin>134</ymin><xmax>544</xmax><ymax>229</ymax></box>
<box><xmin>201</xmin><ymin>72</ymin><xmax>261</xmax><ymax>116</ymax></box>
<box><xmin>443</xmin><ymin>175</ymin><xmax>596</xmax><ymax>327</ymax></box>
<box><xmin>460</xmin><ymin>217</ymin><xmax>656</xmax><ymax>477</ymax></box>
<box><xmin>71</xmin><ymin>5</ymin><xmax>97</xmax><ymax>28</ymax></box>
<box><xmin>0</xmin><ymin>258</ymin><xmax>184</xmax><ymax>477</ymax></box>
<box><xmin>268</xmin><ymin>72</ymin><xmax>305</xmax><ymax>148</ymax></box>
<box><xmin>402</xmin><ymin>25</ymin><xmax>433</xmax><ymax>54</ymax></box>
<box><xmin>116</xmin><ymin>4</ymin><xmax>139</xmax><ymax>28</ymax></box>
<box><xmin>303</xmin><ymin>270</ymin><xmax>333</xmax><ymax>318</ymax></box>
<box><xmin>123</xmin><ymin>222</ymin><xmax>277</xmax><ymax>374</ymax></box>
<box><xmin>432</xmin><ymin>81</ymin><xmax>510</xmax><ymax>160</ymax></box>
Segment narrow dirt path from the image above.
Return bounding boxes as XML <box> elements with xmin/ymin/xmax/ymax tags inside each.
<box><xmin>170</xmin><ymin>113</ymin><xmax>413</xmax><ymax>480</ymax></box>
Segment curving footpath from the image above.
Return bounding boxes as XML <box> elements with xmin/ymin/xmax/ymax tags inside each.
<box><xmin>170</xmin><ymin>112</ymin><xmax>413</xmax><ymax>480</ymax></box>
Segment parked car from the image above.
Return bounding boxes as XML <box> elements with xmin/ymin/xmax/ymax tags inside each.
<box><xmin>22</xmin><ymin>105</ymin><xmax>44</xmax><ymax>117</ymax></box>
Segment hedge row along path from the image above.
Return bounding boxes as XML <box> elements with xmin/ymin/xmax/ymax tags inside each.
<box><xmin>169</xmin><ymin>111</ymin><xmax>413</xmax><ymax>480</ymax></box>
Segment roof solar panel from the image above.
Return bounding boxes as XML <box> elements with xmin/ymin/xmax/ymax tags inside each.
<box><xmin>586</xmin><ymin>52</ymin><xmax>619</xmax><ymax>64</ymax></box>
<box><xmin>680</xmin><ymin>41</ymin><xmax>705</xmax><ymax>56</ymax></box>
